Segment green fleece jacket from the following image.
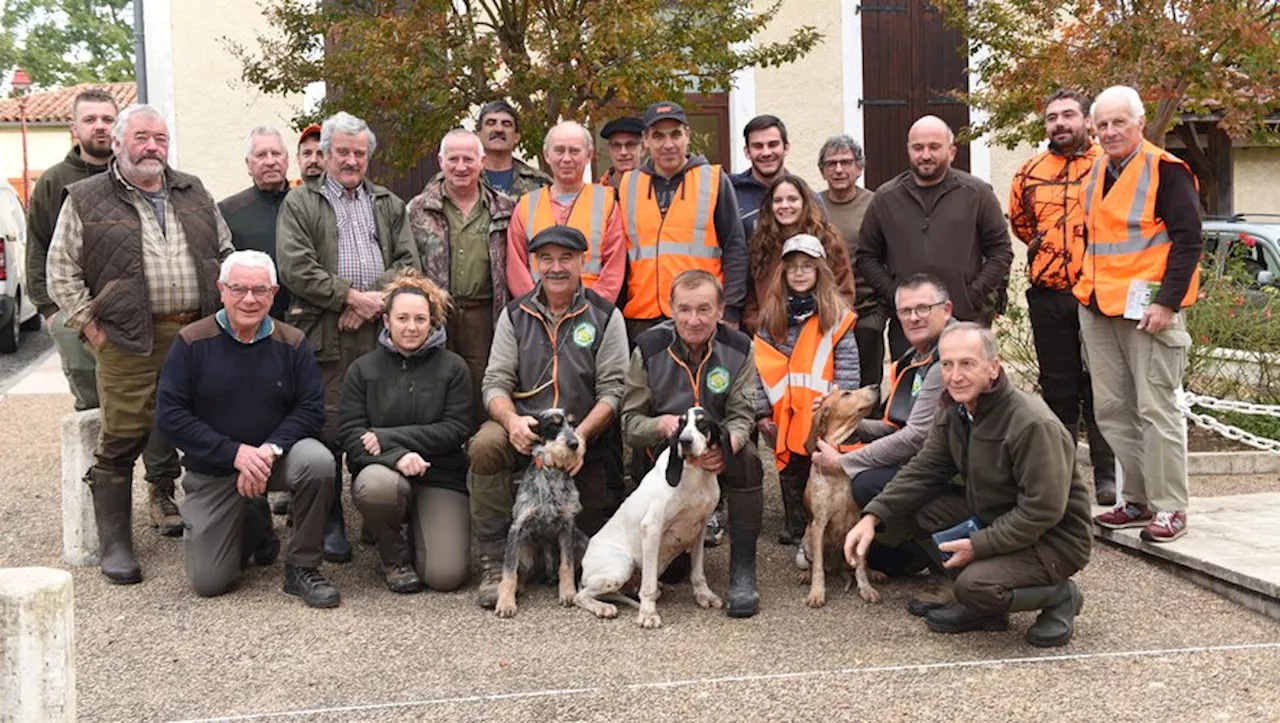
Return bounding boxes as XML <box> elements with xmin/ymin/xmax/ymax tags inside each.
<box><xmin>862</xmin><ymin>372</ymin><xmax>1092</xmax><ymax>573</ymax></box>
<box><xmin>275</xmin><ymin>176</ymin><xmax>420</xmax><ymax>363</ymax></box>
<box><xmin>24</xmin><ymin>146</ymin><xmax>109</xmax><ymax>316</ymax></box>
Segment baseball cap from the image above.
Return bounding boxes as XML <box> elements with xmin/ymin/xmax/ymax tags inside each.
<box><xmin>529</xmin><ymin>226</ymin><xmax>588</xmax><ymax>253</ymax></box>
<box><xmin>643</xmin><ymin>101</ymin><xmax>688</xmax><ymax>128</ymax></box>
<box><xmin>601</xmin><ymin>116</ymin><xmax>645</xmax><ymax>138</ymax></box>
<box><xmin>781</xmin><ymin>234</ymin><xmax>826</xmax><ymax>259</ymax></box>
<box><xmin>299</xmin><ymin>123</ymin><xmax>322</xmax><ymax>144</ymax></box>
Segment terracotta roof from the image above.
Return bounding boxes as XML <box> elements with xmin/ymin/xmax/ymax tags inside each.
<box><xmin>0</xmin><ymin>82</ymin><xmax>136</xmax><ymax>124</ymax></box>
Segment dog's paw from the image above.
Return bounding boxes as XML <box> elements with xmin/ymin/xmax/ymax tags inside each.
<box><xmin>868</xmin><ymin>570</ymin><xmax>890</xmax><ymax>584</ymax></box>
<box><xmin>558</xmin><ymin>587</ymin><xmax>577</xmax><ymax>607</ymax></box>
<box><xmin>806</xmin><ymin>589</ymin><xmax>827</xmax><ymax>608</ymax></box>
<box><xmin>637</xmin><ymin>610</ymin><xmax>663</xmax><ymax>629</ymax></box>
<box><xmin>495</xmin><ymin>599</ymin><xmax>519</xmax><ymax>618</ymax></box>
<box><xmin>798</xmin><ymin>570</ymin><xmax>812</xmax><ymax>585</ymax></box>
<box><xmin>858</xmin><ymin>586</ymin><xmax>882</xmax><ymax>604</ymax></box>
<box><xmin>694</xmin><ymin>588</ymin><xmax>723</xmax><ymax>609</ymax></box>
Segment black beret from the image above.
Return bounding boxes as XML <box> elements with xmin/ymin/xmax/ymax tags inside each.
<box><xmin>528</xmin><ymin>225</ymin><xmax>588</xmax><ymax>253</ymax></box>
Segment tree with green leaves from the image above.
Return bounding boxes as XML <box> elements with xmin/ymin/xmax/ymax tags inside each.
<box><xmin>935</xmin><ymin>0</ymin><xmax>1280</xmax><ymax>148</ymax></box>
<box><xmin>229</xmin><ymin>0</ymin><xmax>821</xmax><ymax>171</ymax></box>
<box><xmin>0</xmin><ymin>0</ymin><xmax>134</xmax><ymax>90</ymax></box>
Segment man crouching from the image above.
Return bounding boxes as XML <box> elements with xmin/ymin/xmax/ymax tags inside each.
<box><xmin>157</xmin><ymin>250</ymin><xmax>339</xmax><ymax>608</ymax></box>
<box><xmin>844</xmin><ymin>322</ymin><xmax>1091</xmax><ymax>647</ymax></box>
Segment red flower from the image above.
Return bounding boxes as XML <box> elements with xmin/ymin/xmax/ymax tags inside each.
<box><xmin>1239</xmin><ymin>233</ymin><xmax>1257</xmax><ymax>248</ymax></box>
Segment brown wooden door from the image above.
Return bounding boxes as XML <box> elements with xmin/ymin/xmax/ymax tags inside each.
<box><xmin>860</xmin><ymin>0</ymin><xmax>970</xmax><ymax>190</ymax></box>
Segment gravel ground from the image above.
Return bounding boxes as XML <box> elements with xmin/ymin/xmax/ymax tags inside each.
<box><xmin>2</xmin><ymin>392</ymin><xmax>1279</xmax><ymax>722</ymax></box>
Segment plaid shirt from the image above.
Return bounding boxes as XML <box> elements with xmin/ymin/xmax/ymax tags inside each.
<box><xmin>322</xmin><ymin>176</ymin><xmax>382</xmax><ymax>291</ymax></box>
<box><xmin>46</xmin><ymin>162</ymin><xmax>234</xmax><ymax>328</ymax></box>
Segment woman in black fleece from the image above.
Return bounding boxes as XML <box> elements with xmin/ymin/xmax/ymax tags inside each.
<box><xmin>339</xmin><ymin>270</ymin><xmax>475</xmax><ymax>594</ymax></box>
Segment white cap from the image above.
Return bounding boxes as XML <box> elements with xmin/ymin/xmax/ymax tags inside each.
<box><xmin>781</xmin><ymin>234</ymin><xmax>826</xmax><ymax>259</ymax></box>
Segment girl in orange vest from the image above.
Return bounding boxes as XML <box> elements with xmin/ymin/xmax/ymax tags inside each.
<box><xmin>753</xmin><ymin>234</ymin><xmax>860</xmax><ymax>555</ymax></box>
<box><xmin>742</xmin><ymin>173</ymin><xmax>857</xmax><ymax>336</ymax></box>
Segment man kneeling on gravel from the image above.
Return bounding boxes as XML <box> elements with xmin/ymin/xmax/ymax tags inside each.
<box><xmin>157</xmin><ymin>250</ymin><xmax>340</xmax><ymax>608</ymax></box>
<box><xmin>844</xmin><ymin>322</ymin><xmax>1092</xmax><ymax>647</ymax></box>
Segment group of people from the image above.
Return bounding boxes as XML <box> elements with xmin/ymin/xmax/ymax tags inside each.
<box><xmin>23</xmin><ymin>80</ymin><xmax>1200</xmax><ymax>647</ymax></box>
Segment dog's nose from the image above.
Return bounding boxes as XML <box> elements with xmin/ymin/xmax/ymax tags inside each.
<box><xmin>567</xmin><ymin>438</ymin><xmax>579</xmax><ymax>451</ymax></box>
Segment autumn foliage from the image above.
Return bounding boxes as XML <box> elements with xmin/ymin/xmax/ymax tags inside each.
<box><xmin>933</xmin><ymin>0</ymin><xmax>1280</xmax><ymax>147</ymax></box>
<box><xmin>228</xmin><ymin>0</ymin><xmax>821</xmax><ymax>170</ymax></box>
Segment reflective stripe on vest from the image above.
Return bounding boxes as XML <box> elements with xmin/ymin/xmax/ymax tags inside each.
<box><xmin>755</xmin><ymin>311</ymin><xmax>857</xmax><ymax>469</ymax></box>
<box><xmin>520</xmin><ymin>185</ymin><xmax>613</xmax><ymax>283</ymax></box>
<box><xmin>620</xmin><ymin>165</ymin><xmax>724</xmax><ymax>319</ymax></box>
<box><xmin>1075</xmin><ymin>138</ymin><xmax>1200</xmax><ymax>315</ymax></box>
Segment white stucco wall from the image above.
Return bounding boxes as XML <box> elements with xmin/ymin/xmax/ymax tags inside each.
<box><xmin>1232</xmin><ymin>147</ymin><xmax>1280</xmax><ymax>216</ymax></box>
<box><xmin>0</xmin><ymin>126</ymin><xmax>75</xmax><ymax>191</ymax></box>
<box><xmin>747</xmin><ymin>0</ymin><xmax>844</xmax><ymax>189</ymax></box>
<box><xmin>149</xmin><ymin>0</ymin><xmax>304</xmax><ymax>200</ymax></box>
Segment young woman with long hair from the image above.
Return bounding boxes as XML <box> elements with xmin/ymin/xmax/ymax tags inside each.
<box><xmin>743</xmin><ymin>173</ymin><xmax>857</xmax><ymax>335</ymax></box>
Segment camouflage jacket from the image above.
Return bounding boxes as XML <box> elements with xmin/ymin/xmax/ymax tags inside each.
<box><xmin>406</xmin><ymin>178</ymin><xmax>516</xmax><ymax>324</ymax></box>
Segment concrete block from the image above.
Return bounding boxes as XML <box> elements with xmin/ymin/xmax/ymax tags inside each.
<box><xmin>61</xmin><ymin>410</ymin><xmax>100</xmax><ymax>566</ymax></box>
<box><xmin>1079</xmin><ymin>441</ymin><xmax>1280</xmax><ymax>478</ymax></box>
<box><xmin>0</xmin><ymin>567</ymin><xmax>76</xmax><ymax>722</ymax></box>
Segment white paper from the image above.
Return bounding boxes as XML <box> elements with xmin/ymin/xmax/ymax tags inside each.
<box><xmin>1123</xmin><ymin>279</ymin><xmax>1159</xmax><ymax>321</ymax></box>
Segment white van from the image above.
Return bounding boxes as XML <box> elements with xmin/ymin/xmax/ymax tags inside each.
<box><xmin>0</xmin><ymin>180</ymin><xmax>41</xmax><ymax>352</ymax></box>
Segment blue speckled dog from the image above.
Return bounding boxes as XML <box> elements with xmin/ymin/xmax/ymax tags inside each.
<box><xmin>495</xmin><ymin>408</ymin><xmax>585</xmax><ymax>618</ymax></box>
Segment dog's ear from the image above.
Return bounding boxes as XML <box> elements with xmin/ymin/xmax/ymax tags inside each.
<box><xmin>665</xmin><ymin>450</ymin><xmax>685</xmax><ymax>487</ymax></box>
<box><xmin>804</xmin><ymin>404</ymin><xmax>831</xmax><ymax>456</ymax></box>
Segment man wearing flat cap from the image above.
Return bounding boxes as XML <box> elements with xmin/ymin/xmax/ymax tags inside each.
<box><xmin>466</xmin><ymin>225</ymin><xmax>629</xmax><ymax>608</ymax></box>
<box><xmin>599</xmin><ymin>116</ymin><xmax>644</xmax><ymax>189</ymax></box>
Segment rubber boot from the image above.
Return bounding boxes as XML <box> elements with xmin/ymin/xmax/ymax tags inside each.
<box><xmin>473</xmin><ymin>515</ymin><xmax>507</xmax><ymax>609</ymax></box>
<box><xmin>777</xmin><ymin>473</ymin><xmax>807</xmax><ymax>545</ymax></box>
<box><xmin>148</xmin><ymin>478</ymin><xmax>184</xmax><ymax>537</ymax></box>
<box><xmin>1010</xmin><ymin>580</ymin><xmax>1084</xmax><ymax>647</ymax></box>
<box><xmin>1086</xmin><ymin>424</ymin><xmax>1116</xmax><ymax>506</ymax></box>
<box><xmin>89</xmin><ymin>471</ymin><xmax>142</xmax><ymax>584</ymax></box>
<box><xmin>323</xmin><ymin>463</ymin><xmax>352</xmax><ymax>563</ymax></box>
<box><xmin>724</xmin><ymin>484</ymin><xmax>763</xmax><ymax>618</ymax></box>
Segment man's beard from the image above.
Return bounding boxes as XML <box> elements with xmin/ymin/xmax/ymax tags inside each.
<box><xmin>80</xmin><ymin>135</ymin><xmax>113</xmax><ymax>160</ymax></box>
<box><xmin>119</xmin><ymin>152</ymin><xmax>165</xmax><ymax>185</ymax></box>
<box><xmin>1048</xmin><ymin>128</ymin><xmax>1087</xmax><ymax>154</ymax></box>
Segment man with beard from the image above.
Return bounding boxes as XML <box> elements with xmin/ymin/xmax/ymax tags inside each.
<box><xmin>47</xmin><ymin>104</ymin><xmax>235</xmax><ymax>584</ymax></box>
<box><xmin>27</xmin><ymin>90</ymin><xmax>187</xmax><ymax>540</ymax></box>
<box><xmin>1009</xmin><ymin>90</ymin><xmax>1116</xmax><ymax>506</ymax></box>
<box><xmin>476</xmin><ymin>101</ymin><xmax>551</xmax><ymax>197</ymax></box>
<box><xmin>295</xmin><ymin>123</ymin><xmax>325</xmax><ymax>184</ymax></box>
<box><xmin>857</xmin><ymin>115</ymin><xmax>1012</xmax><ymax>359</ymax></box>
<box><xmin>219</xmin><ymin>127</ymin><xmax>294</xmax><ymax>320</ymax></box>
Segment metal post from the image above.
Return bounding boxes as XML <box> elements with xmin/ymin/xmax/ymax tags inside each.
<box><xmin>134</xmin><ymin>0</ymin><xmax>148</xmax><ymax>103</ymax></box>
<box><xmin>18</xmin><ymin>96</ymin><xmax>29</xmax><ymax>208</ymax></box>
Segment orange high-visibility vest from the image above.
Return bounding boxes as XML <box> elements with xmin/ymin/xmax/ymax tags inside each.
<box><xmin>1074</xmin><ymin>139</ymin><xmax>1200</xmax><ymax>315</ymax></box>
<box><xmin>516</xmin><ymin>185</ymin><xmax>615</xmax><ymax>290</ymax></box>
<box><xmin>619</xmin><ymin>165</ymin><xmax>724</xmax><ymax>319</ymax></box>
<box><xmin>755</xmin><ymin>310</ymin><xmax>857</xmax><ymax>470</ymax></box>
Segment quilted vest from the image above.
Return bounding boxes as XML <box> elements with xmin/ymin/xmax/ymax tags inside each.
<box><xmin>65</xmin><ymin>165</ymin><xmax>223</xmax><ymax>354</ymax></box>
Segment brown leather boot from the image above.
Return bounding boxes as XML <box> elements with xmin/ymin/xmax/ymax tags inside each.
<box><xmin>148</xmin><ymin>479</ymin><xmax>184</xmax><ymax>537</ymax></box>
<box><xmin>90</xmin><ymin>472</ymin><xmax>142</xmax><ymax>584</ymax></box>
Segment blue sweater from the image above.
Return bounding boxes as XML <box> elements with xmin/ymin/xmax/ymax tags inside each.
<box><xmin>156</xmin><ymin>313</ymin><xmax>325</xmax><ymax>476</ymax></box>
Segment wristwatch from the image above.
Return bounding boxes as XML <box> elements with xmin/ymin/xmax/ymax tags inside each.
<box><xmin>268</xmin><ymin>443</ymin><xmax>284</xmax><ymax>459</ymax></box>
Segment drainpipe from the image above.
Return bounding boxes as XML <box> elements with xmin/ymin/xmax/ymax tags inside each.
<box><xmin>133</xmin><ymin>0</ymin><xmax>148</xmax><ymax>102</ymax></box>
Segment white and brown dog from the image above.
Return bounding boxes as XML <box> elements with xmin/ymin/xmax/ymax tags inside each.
<box><xmin>574</xmin><ymin>407</ymin><xmax>727</xmax><ymax>629</ymax></box>
<box><xmin>801</xmin><ymin>387</ymin><xmax>884</xmax><ymax>607</ymax></box>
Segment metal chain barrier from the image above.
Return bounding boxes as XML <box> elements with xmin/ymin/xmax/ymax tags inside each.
<box><xmin>1176</xmin><ymin>390</ymin><xmax>1280</xmax><ymax>455</ymax></box>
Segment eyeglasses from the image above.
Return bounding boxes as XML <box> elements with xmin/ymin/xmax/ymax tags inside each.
<box><xmin>896</xmin><ymin>301</ymin><xmax>945</xmax><ymax>320</ymax></box>
<box><xmin>785</xmin><ymin>261</ymin><xmax>820</xmax><ymax>274</ymax></box>
<box><xmin>223</xmin><ymin>284</ymin><xmax>275</xmax><ymax>299</ymax></box>
<box><xmin>821</xmin><ymin>158</ymin><xmax>858</xmax><ymax>170</ymax></box>
<box><xmin>609</xmin><ymin>140</ymin><xmax>641</xmax><ymax>152</ymax></box>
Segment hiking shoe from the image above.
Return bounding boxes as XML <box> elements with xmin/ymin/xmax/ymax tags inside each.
<box><xmin>283</xmin><ymin>564</ymin><xmax>340</xmax><ymax>608</ymax></box>
<box><xmin>1140</xmin><ymin>510</ymin><xmax>1187</xmax><ymax>543</ymax></box>
<box><xmin>148</xmin><ymin>483</ymin><xmax>184</xmax><ymax>537</ymax></box>
<box><xmin>925</xmin><ymin>603</ymin><xmax>1009</xmax><ymax>634</ymax></box>
<box><xmin>703</xmin><ymin>510</ymin><xmax>726</xmax><ymax>548</ymax></box>
<box><xmin>1093</xmin><ymin>502</ymin><xmax>1153</xmax><ymax>529</ymax></box>
<box><xmin>477</xmin><ymin>555</ymin><xmax>502</xmax><ymax>609</ymax></box>
<box><xmin>385</xmin><ymin>564</ymin><xmax>425</xmax><ymax>594</ymax></box>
